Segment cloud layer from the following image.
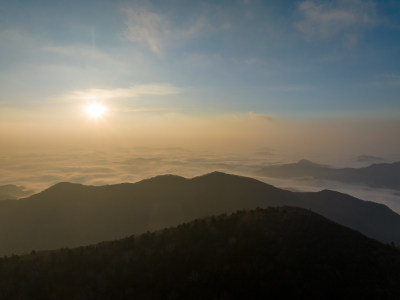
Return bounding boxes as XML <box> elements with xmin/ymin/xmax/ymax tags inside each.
<box><xmin>1</xmin><ymin>146</ymin><xmax>399</xmax><ymax>214</ymax></box>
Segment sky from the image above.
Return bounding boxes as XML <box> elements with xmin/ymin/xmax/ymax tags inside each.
<box><xmin>1</xmin><ymin>0</ymin><xmax>400</xmax><ymax>191</ymax></box>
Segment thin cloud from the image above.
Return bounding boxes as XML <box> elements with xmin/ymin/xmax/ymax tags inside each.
<box><xmin>67</xmin><ymin>84</ymin><xmax>181</xmax><ymax>102</ymax></box>
<box><xmin>123</xmin><ymin>7</ymin><xmax>206</xmax><ymax>55</ymax></box>
<box><xmin>295</xmin><ymin>0</ymin><xmax>377</xmax><ymax>39</ymax></box>
<box><xmin>249</xmin><ymin>112</ymin><xmax>272</xmax><ymax>122</ymax></box>
<box><xmin>121</xmin><ymin>107</ymin><xmax>180</xmax><ymax>113</ymax></box>
<box><xmin>374</xmin><ymin>74</ymin><xmax>400</xmax><ymax>87</ymax></box>
<box><xmin>265</xmin><ymin>84</ymin><xmax>313</xmax><ymax>92</ymax></box>
<box><xmin>44</xmin><ymin>45</ymin><xmax>112</xmax><ymax>62</ymax></box>
<box><xmin>0</xmin><ymin>29</ymin><xmax>38</xmax><ymax>46</ymax></box>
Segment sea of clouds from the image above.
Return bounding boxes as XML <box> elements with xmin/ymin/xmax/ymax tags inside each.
<box><xmin>1</xmin><ymin>147</ymin><xmax>399</xmax><ymax>214</ymax></box>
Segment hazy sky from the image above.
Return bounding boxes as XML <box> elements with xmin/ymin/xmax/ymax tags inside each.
<box><xmin>1</xmin><ymin>0</ymin><xmax>400</xmax><ymax>168</ymax></box>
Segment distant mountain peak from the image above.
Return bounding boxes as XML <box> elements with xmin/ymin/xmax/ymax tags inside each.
<box><xmin>51</xmin><ymin>182</ymin><xmax>83</xmax><ymax>188</ymax></box>
<box><xmin>297</xmin><ymin>159</ymin><xmax>313</xmax><ymax>164</ymax></box>
<box><xmin>138</xmin><ymin>174</ymin><xmax>187</xmax><ymax>185</ymax></box>
<box><xmin>193</xmin><ymin>171</ymin><xmax>235</xmax><ymax>179</ymax></box>
<box><xmin>146</xmin><ymin>174</ymin><xmax>185</xmax><ymax>180</ymax></box>
<box><xmin>191</xmin><ymin>171</ymin><xmax>266</xmax><ymax>183</ymax></box>
<box><xmin>32</xmin><ymin>182</ymin><xmax>88</xmax><ymax>199</ymax></box>
<box><xmin>257</xmin><ymin>160</ymin><xmax>400</xmax><ymax>190</ymax></box>
<box><xmin>45</xmin><ymin>182</ymin><xmax>85</xmax><ymax>191</ymax></box>
<box><xmin>296</xmin><ymin>159</ymin><xmax>323</xmax><ymax>167</ymax></box>
<box><xmin>357</xmin><ymin>154</ymin><xmax>384</xmax><ymax>163</ymax></box>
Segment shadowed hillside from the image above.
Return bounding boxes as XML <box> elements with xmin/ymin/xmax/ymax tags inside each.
<box><xmin>1</xmin><ymin>207</ymin><xmax>400</xmax><ymax>299</ymax></box>
<box><xmin>1</xmin><ymin>172</ymin><xmax>400</xmax><ymax>255</ymax></box>
<box><xmin>255</xmin><ymin>160</ymin><xmax>400</xmax><ymax>190</ymax></box>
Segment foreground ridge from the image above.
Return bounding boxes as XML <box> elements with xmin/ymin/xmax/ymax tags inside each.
<box><xmin>1</xmin><ymin>207</ymin><xmax>400</xmax><ymax>299</ymax></box>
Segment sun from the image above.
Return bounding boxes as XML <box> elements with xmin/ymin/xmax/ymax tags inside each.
<box><xmin>85</xmin><ymin>102</ymin><xmax>107</xmax><ymax>119</ymax></box>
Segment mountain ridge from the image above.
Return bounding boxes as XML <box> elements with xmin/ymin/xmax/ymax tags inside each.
<box><xmin>2</xmin><ymin>171</ymin><xmax>400</xmax><ymax>255</ymax></box>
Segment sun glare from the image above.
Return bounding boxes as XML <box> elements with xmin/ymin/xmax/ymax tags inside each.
<box><xmin>85</xmin><ymin>102</ymin><xmax>107</xmax><ymax>119</ymax></box>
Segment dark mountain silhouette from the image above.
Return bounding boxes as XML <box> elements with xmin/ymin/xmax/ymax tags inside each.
<box><xmin>256</xmin><ymin>160</ymin><xmax>400</xmax><ymax>190</ymax></box>
<box><xmin>0</xmin><ymin>184</ymin><xmax>33</xmax><ymax>200</ymax></box>
<box><xmin>1</xmin><ymin>207</ymin><xmax>400</xmax><ymax>299</ymax></box>
<box><xmin>1</xmin><ymin>172</ymin><xmax>400</xmax><ymax>255</ymax></box>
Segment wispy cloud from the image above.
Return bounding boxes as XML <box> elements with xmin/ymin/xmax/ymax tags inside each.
<box><xmin>374</xmin><ymin>74</ymin><xmax>400</xmax><ymax>87</ymax></box>
<box><xmin>0</xmin><ymin>29</ymin><xmax>29</xmax><ymax>43</ymax></box>
<box><xmin>44</xmin><ymin>45</ymin><xmax>112</xmax><ymax>62</ymax></box>
<box><xmin>67</xmin><ymin>84</ymin><xmax>181</xmax><ymax>102</ymax></box>
<box><xmin>123</xmin><ymin>7</ymin><xmax>206</xmax><ymax>55</ymax></box>
<box><xmin>295</xmin><ymin>0</ymin><xmax>377</xmax><ymax>40</ymax></box>
<box><xmin>264</xmin><ymin>84</ymin><xmax>313</xmax><ymax>92</ymax></box>
<box><xmin>124</xmin><ymin>107</ymin><xmax>180</xmax><ymax>113</ymax></box>
<box><xmin>0</xmin><ymin>29</ymin><xmax>115</xmax><ymax>66</ymax></box>
<box><xmin>249</xmin><ymin>112</ymin><xmax>272</xmax><ymax>122</ymax></box>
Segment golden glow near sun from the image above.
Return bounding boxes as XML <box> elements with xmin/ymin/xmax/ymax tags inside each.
<box><xmin>85</xmin><ymin>102</ymin><xmax>107</xmax><ymax>119</ymax></box>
